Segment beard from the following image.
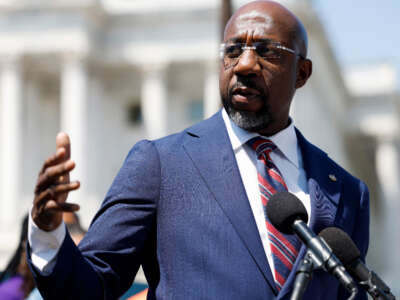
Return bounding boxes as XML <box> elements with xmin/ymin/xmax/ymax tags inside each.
<box><xmin>223</xmin><ymin>96</ymin><xmax>273</xmax><ymax>132</ymax></box>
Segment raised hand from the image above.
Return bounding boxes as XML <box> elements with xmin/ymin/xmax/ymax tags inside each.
<box><xmin>31</xmin><ymin>132</ymin><xmax>80</xmax><ymax>231</ymax></box>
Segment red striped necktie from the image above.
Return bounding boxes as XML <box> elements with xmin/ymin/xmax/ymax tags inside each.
<box><xmin>247</xmin><ymin>137</ymin><xmax>301</xmax><ymax>291</ymax></box>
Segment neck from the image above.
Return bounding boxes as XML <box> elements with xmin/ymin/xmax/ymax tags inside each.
<box><xmin>257</xmin><ymin>118</ymin><xmax>291</xmax><ymax>137</ymax></box>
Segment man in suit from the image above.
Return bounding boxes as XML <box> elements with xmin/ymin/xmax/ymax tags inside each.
<box><xmin>28</xmin><ymin>1</ymin><xmax>369</xmax><ymax>299</ymax></box>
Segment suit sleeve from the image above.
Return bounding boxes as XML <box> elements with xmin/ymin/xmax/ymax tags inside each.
<box><xmin>28</xmin><ymin>140</ymin><xmax>160</xmax><ymax>300</ymax></box>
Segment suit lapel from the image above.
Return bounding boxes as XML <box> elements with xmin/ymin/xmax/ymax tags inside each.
<box><xmin>295</xmin><ymin>129</ymin><xmax>341</xmax><ymax>234</ymax></box>
<box><xmin>183</xmin><ymin>112</ymin><xmax>278</xmax><ymax>294</ymax></box>
<box><xmin>278</xmin><ymin>129</ymin><xmax>342</xmax><ymax>299</ymax></box>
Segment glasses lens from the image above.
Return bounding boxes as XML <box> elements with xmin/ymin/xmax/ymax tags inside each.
<box><xmin>224</xmin><ymin>44</ymin><xmax>243</xmax><ymax>58</ymax></box>
<box><xmin>223</xmin><ymin>43</ymin><xmax>242</xmax><ymax>68</ymax></box>
<box><xmin>254</xmin><ymin>42</ymin><xmax>281</xmax><ymax>60</ymax></box>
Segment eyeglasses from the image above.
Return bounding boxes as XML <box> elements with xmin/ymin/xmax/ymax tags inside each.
<box><xmin>220</xmin><ymin>41</ymin><xmax>304</xmax><ymax>68</ymax></box>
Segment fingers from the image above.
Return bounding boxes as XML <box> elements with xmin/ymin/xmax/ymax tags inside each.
<box><xmin>56</xmin><ymin>132</ymin><xmax>71</xmax><ymax>160</ymax></box>
<box><xmin>44</xmin><ymin>200</ymin><xmax>80</xmax><ymax>213</ymax></box>
<box><xmin>38</xmin><ymin>132</ymin><xmax>72</xmax><ymax>179</ymax></box>
<box><xmin>32</xmin><ymin>132</ymin><xmax>76</xmax><ymax>232</ymax></box>
<box><xmin>35</xmin><ymin>181</ymin><xmax>80</xmax><ymax>206</ymax></box>
<box><xmin>32</xmin><ymin>180</ymin><xmax>80</xmax><ymax>231</ymax></box>
<box><xmin>40</xmin><ymin>148</ymin><xmax>67</xmax><ymax>174</ymax></box>
<box><xmin>36</xmin><ymin>160</ymin><xmax>75</xmax><ymax>193</ymax></box>
<box><xmin>32</xmin><ymin>199</ymin><xmax>80</xmax><ymax>232</ymax></box>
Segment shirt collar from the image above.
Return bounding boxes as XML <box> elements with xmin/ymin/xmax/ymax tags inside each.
<box><xmin>222</xmin><ymin>108</ymin><xmax>300</xmax><ymax>168</ymax></box>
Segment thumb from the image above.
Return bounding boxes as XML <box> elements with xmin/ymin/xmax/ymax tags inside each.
<box><xmin>56</xmin><ymin>132</ymin><xmax>71</xmax><ymax>160</ymax></box>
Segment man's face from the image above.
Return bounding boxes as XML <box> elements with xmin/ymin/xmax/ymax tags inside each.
<box><xmin>219</xmin><ymin>10</ymin><xmax>301</xmax><ymax>135</ymax></box>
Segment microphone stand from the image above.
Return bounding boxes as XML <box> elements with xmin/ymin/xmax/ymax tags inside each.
<box><xmin>290</xmin><ymin>250</ymin><xmax>315</xmax><ymax>300</ymax></box>
<box><xmin>358</xmin><ymin>270</ymin><xmax>395</xmax><ymax>300</ymax></box>
<box><xmin>290</xmin><ymin>249</ymin><xmax>358</xmax><ymax>300</ymax></box>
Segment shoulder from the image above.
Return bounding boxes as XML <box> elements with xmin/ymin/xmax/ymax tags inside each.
<box><xmin>119</xmin><ymin>111</ymin><xmax>224</xmax><ymax>168</ymax></box>
<box><xmin>148</xmin><ymin>110</ymin><xmax>225</xmax><ymax>151</ymax></box>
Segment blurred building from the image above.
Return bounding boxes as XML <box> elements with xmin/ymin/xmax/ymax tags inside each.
<box><xmin>0</xmin><ymin>0</ymin><xmax>398</xmax><ymax>294</ymax></box>
<box><xmin>344</xmin><ymin>63</ymin><xmax>400</xmax><ymax>292</ymax></box>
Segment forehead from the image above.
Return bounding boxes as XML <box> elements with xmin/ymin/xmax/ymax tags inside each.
<box><xmin>225</xmin><ymin>10</ymin><xmax>288</xmax><ymax>43</ymax></box>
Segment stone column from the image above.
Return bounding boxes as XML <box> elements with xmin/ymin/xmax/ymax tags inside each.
<box><xmin>375</xmin><ymin>137</ymin><xmax>400</xmax><ymax>289</ymax></box>
<box><xmin>141</xmin><ymin>64</ymin><xmax>168</xmax><ymax>139</ymax></box>
<box><xmin>376</xmin><ymin>138</ymin><xmax>400</xmax><ymax>199</ymax></box>
<box><xmin>0</xmin><ymin>56</ymin><xmax>23</xmax><ymax>227</ymax></box>
<box><xmin>60</xmin><ymin>54</ymin><xmax>88</xmax><ymax>214</ymax></box>
<box><xmin>203</xmin><ymin>60</ymin><xmax>220</xmax><ymax>119</ymax></box>
<box><xmin>24</xmin><ymin>76</ymin><xmax>42</xmax><ymax>203</ymax></box>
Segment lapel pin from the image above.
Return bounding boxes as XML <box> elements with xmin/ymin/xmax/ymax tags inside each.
<box><xmin>329</xmin><ymin>174</ymin><xmax>337</xmax><ymax>182</ymax></box>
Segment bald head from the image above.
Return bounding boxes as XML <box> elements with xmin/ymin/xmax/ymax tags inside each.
<box><xmin>224</xmin><ymin>0</ymin><xmax>308</xmax><ymax>57</ymax></box>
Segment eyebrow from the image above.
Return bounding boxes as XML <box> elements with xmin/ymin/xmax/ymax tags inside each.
<box><xmin>226</xmin><ymin>37</ymin><xmax>275</xmax><ymax>44</ymax></box>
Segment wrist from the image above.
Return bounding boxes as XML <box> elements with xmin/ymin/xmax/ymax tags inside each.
<box><xmin>31</xmin><ymin>209</ymin><xmax>62</xmax><ymax>232</ymax></box>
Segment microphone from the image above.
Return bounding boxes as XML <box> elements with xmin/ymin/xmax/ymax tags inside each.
<box><xmin>267</xmin><ymin>192</ymin><xmax>358</xmax><ymax>298</ymax></box>
<box><xmin>319</xmin><ymin>227</ymin><xmax>396</xmax><ymax>300</ymax></box>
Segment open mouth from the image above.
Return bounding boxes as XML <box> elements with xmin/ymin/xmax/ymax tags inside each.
<box><xmin>232</xmin><ymin>86</ymin><xmax>261</xmax><ymax>97</ymax></box>
<box><xmin>231</xmin><ymin>86</ymin><xmax>262</xmax><ymax>105</ymax></box>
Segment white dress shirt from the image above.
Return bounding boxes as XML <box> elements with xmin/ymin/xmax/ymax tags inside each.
<box><xmin>28</xmin><ymin>212</ymin><xmax>65</xmax><ymax>274</ymax></box>
<box><xmin>222</xmin><ymin>109</ymin><xmax>310</xmax><ymax>279</ymax></box>
<box><xmin>29</xmin><ymin>109</ymin><xmax>311</xmax><ymax>277</ymax></box>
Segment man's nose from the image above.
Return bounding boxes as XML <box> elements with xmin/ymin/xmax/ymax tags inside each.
<box><xmin>233</xmin><ymin>50</ymin><xmax>262</xmax><ymax>76</ymax></box>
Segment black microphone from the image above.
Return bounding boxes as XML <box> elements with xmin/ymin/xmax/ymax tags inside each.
<box><xmin>319</xmin><ymin>227</ymin><xmax>396</xmax><ymax>300</ymax></box>
<box><xmin>267</xmin><ymin>192</ymin><xmax>358</xmax><ymax>298</ymax></box>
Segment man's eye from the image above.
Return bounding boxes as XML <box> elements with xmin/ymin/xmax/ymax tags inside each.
<box><xmin>256</xmin><ymin>44</ymin><xmax>276</xmax><ymax>58</ymax></box>
<box><xmin>225</xmin><ymin>44</ymin><xmax>242</xmax><ymax>57</ymax></box>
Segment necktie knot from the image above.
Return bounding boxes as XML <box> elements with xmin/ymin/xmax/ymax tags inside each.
<box><xmin>247</xmin><ymin>137</ymin><xmax>277</xmax><ymax>158</ymax></box>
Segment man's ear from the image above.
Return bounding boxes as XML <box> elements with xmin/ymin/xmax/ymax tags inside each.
<box><xmin>295</xmin><ymin>58</ymin><xmax>312</xmax><ymax>88</ymax></box>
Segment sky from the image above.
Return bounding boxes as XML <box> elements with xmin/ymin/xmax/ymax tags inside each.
<box><xmin>313</xmin><ymin>0</ymin><xmax>400</xmax><ymax>87</ymax></box>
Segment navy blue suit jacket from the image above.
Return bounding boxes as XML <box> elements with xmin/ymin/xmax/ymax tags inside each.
<box><xmin>29</xmin><ymin>111</ymin><xmax>369</xmax><ymax>299</ymax></box>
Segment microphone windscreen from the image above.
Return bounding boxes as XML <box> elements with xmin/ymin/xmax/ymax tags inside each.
<box><xmin>266</xmin><ymin>191</ymin><xmax>308</xmax><ymax>234</ymax></box>
<box><xmin>319</xmin><ymin>227</ymin><xmax>360</xmax><ymax>265</ymax></box>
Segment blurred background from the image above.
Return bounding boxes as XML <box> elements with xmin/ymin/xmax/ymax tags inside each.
<box><xmin>0</xmin><ymin>0</ymin><xmax>399</xmax><ymax>297</ymax></box>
